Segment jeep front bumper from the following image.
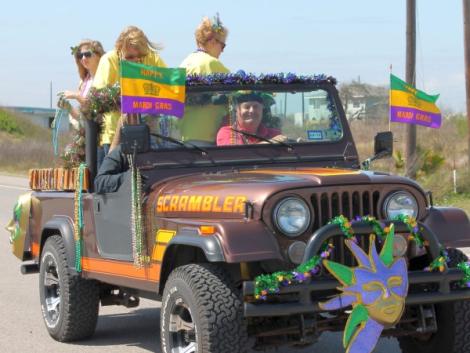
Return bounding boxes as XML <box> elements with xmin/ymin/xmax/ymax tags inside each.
<box><xmin>243</xmin><ymin>221</ymin><xmax>470</xmax><ymax>317</ymax></box>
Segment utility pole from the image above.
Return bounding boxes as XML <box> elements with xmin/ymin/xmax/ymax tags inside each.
<box><xmin>405</xmin><ymin>0</ymin><xmax>417</xmax><ymax>179</ymax></box>
<box><xmin>464</xmin><ymin>0</ymin><xmax>470</xmax><ymax>173</ymax></box>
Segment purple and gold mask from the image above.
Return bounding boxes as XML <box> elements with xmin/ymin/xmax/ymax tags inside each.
<box><xmin>319</xmin><ymin>224</ymin><xmax>409</xmax><ymax>353</ymax></box>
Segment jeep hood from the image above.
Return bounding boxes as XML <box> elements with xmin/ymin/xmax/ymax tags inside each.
<box><xmin>153</xmin><ymin>167</ymin><xmax>422</xmax><ymax>217</ymax></box>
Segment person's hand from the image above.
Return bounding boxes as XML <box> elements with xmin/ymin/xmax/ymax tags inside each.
<box><xmin>57</xmin><ymin>94</ymin><xmax>72</xmax><ymax>112</ymax></box>
<box><xmin>269</xmin><ymin>134</ymin><xmax>288</xmax><ymax>143</ymax></box>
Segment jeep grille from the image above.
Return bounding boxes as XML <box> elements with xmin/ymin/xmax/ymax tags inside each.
<box><xmin>311</xmin><ymin>188</ymin><xmax>381</xmax><ymax>266</ymax></box>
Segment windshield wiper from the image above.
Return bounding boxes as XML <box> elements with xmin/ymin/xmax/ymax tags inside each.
<box><xmin>230</xmin><ymin>127</ymin><xmax>294</xmax><ymax>150</ymax></box>
<box><xmin>150</xmin><ymin>132</ymin><xmax>209</xmax><ymax>156</ymax></box>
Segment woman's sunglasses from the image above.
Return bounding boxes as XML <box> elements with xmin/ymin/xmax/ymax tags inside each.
<box><xmin>215</xmin><ymin>39</ymin><xmax>226</xmax><ymax>50</ymax></box>
<box><xmin>77</xmin><ymin>51</ymin><xmax>93</xmax><ymax>59</ymax></box>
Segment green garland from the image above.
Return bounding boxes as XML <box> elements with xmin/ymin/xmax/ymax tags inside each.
<box><xmin>73</xmin><ymin>163</ymin><xmax>86</xmax><ymax>272</ymax></box>
<box><xmin>254</xmin><ymin>214</ymin><xmax>470</xmax><ymax>299</ymax></box>
<box><xmin>81</xmin><ymin>84</ymin><xmax>121</xmax><ymax>122</ymax></box>
<box><xmin>128</xmin><ymin>154</ymin><xmax>147</xmax><ymax>267</ymax></box>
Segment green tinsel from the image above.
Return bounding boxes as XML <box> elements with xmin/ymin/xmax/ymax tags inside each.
<box><xmin>253</xmin><ymin>214</ymin><xmax>470</xmax><ymax>299</ymax></box>
<box><xmin>393</xmin><ymin>214</ymin><xmax>424</xmax><ymax>248</ymax></box>
<box><xmin>254</xmin><ymin>215</ymin><xmax>411</xmax><ymax>300</ymax></box>
<box><xmin>329</xmin><ymin>215</ymin><xmax>355</xmax><ymax>238</ymax></box>
<box><xmin>457</xmin><ymin>262</ymin><xmax>470</xmax><ymax>287</ymax></box>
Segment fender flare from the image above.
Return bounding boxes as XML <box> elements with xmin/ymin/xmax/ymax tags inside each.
<box><xmin>42</xmin><ymin>216</ymin><xmax>78</xmax><ymax>273</ymax></box>
<box><xmin>166</xmin><ymin>230</ymin><xmax>225</xmax><ymax>262</ymax></box>
<box><xmin>157</xmin><ymin>230</ymin><xmax>225</xmax><ymax>293</ymax></box>
<box><xmin>423</xmin><ymin>207</ymin><xmax>470</xmax><ymax>249</ymax></box>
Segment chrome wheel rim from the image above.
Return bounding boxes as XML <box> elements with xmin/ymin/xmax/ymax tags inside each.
<box><xmin>169</xmin><ymin>297</ymin><xmax>197</xmax><ymax>353</ymax></box>
<box><xmin>42</xmin><ymin>253</ymin><xmax>61</xmax><ymax>327</ymax></box>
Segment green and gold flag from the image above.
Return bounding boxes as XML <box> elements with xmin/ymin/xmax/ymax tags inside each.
<box><xmin>390</xmin><ymin>74</ymin><xmax>441</xmax><ymax>128</ymax></box>
<box><xmin>120</xmin><ymin>61</ymin><xmax>186</xmax><ymax>117</ymax></box>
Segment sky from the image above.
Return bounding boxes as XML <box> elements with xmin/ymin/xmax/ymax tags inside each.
<box><xmin>0</xmin><ymin>0</ymin><xmax>467</xmax><ymax>112</ymax></box>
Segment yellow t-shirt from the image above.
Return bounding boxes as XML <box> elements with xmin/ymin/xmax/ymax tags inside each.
<box><xmin>179</xmin><ymin>51</ymin><xmax>229</xmax><ymax>143</ymax></box>
<box><xmin>180</xmin><ymin>51</ymin><xmax>229</xmax><ymax>75</ymax></box>
<box><xmin>92</xmin><ymin>49</ymin><xmax>167</xmax><ymax>145</ymax></box>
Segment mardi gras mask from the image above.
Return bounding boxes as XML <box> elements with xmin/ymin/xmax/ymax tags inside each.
<box><xmin>319</xmin><ymin>224</ymin><xmax>409</xmax><ymax>353</ymax></box>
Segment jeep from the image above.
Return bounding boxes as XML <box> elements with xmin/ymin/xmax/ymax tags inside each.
<box><xmin>10</xmin><ymin>72</ymin><xmax>470</xmax><ymax>353</ymax></box>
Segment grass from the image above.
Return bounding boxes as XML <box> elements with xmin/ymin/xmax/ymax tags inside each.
<box><xmin>0</xmin><ymin>108</ymin><xmax>61</xmax><ymax>173</ymax></box>
<box><xmin>349</xmin><ymin>116</ymin><xmax>470</xmax><ymax>214</ymax></box>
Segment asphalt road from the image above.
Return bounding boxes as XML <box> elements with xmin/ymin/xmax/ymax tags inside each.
<box><xmin>0</xmin><ymin>174</ymin><xmax>401</xmax><ymax>353</ymax></box>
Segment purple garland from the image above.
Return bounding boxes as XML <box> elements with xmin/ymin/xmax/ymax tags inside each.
<box><xmin>186</xmin><ymin>70</ymin><xmax>336</xmax><ymax>86</ymax></box>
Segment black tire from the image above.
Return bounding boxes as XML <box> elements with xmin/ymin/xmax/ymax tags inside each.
<box><xmin>160</xmin><ymin>263</ymin><xmax>249</xmax><ymax>353</ymax></box>
<box><xmin>39</xmin><ymin>235</ymin><xmax>99</xmax><ymax>341</ymax></box>
<box><xmin>399</xmin><ymin>248</ymin><xmax>470</xmax><ymax>353</ymax></box>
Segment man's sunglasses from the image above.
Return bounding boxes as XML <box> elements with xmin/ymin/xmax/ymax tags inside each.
<box><xmin>77</xmin><ymin>51</ymin><xmax>93</xmax><ymax>59</ymax></box>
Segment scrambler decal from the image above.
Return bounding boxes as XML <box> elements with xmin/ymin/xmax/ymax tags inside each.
<box><xmin>156</xmin><ymin>194</ymin><xmax>247</xmax><ymax>213</ymax></box>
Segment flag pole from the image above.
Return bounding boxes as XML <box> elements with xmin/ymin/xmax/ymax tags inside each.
<box><xmin>389</xmin><ymin>64</ymin><xmax>392</xmax><ymax>132</ymax></box>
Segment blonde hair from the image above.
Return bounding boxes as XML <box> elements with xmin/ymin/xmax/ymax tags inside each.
<box><xmin>195</xmin><ymin>14</ymin><xmax>228</xmax><ymax>48</ymax></box>
<box><xmin>115</xmin><ymin>26</ymin><xmax>161</xmax><ymax>58</ymax></box>
<box><xmin>74</xmin><ymin>39</ymin><xmax>105</xmax><ymax>80</ymax></box>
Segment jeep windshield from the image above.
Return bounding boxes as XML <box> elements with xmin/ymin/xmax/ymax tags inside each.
<box><xmin>144</xmin><ymin>87</ymin><xmax>343</xmax><ymax>149</ymax></box>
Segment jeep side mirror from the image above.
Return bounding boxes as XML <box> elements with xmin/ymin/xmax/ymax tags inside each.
<box><xmin>374</xmin><ymin>131</ymin><xmax>393</xmax><ymax>157</ymax></box>
<box><xmin>361</xmin><ymin>131</ymin><xmax>393</xmax><ymax>170</ymax></box>
<box><xmin>121</xmin><ymin>124</ymin><xmax>150</xmax><ymax>154</ymax></box>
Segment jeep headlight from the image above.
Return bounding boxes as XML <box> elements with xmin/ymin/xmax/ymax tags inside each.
<box><xmin>383</xmin><ymin>191</ymin><xmax>418</xmax><ymax>219</ymax></box>
<box><xmin>273</xmin><ymin>197</ymin><xmax>311</xmax><ymax>237</ymax></box>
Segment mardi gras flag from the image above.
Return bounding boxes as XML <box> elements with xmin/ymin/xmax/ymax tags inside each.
<box><xmin>390</xmin><ymin>74</ymin><xmax>441</xmax><ymax>128</ymax></box>
<box><xmin>120</xmin><ymin>61</ymin><xmax>186</xmax><ymax>117</ymax></box>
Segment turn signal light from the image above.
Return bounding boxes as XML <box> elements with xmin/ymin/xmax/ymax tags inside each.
<box><xmin>199</xmin><ymin>226</ymin><xmax>216</xmax><ymax>235</ymax></box>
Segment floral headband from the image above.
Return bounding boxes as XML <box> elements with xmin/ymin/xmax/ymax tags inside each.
<box><xmin>211</xmin><ymin>12</ymin><xmax>225</xmax><ymax>34</ymax></box>
<box><xmin>70</xmin><ymin>46</ymin><xmax>79</xmax><ymax>56</ymax></box>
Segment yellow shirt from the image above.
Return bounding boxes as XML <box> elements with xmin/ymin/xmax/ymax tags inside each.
<box><xmin>92</xmin><ymin>49</ymin><xmax>167</xmax><ymax>145</ymax></box>
<box><xmin>179</xmin><ymin>51</ymin><xmax>229</xmax><ymax>143</ymax></box>
<box><xmin>180</xmin><ymin>51</ymin><xmax>229</xmax><ymax>75</ymax></box>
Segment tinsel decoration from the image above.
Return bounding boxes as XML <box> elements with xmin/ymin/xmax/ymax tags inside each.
<box><xmin>393</xmin><ymin>214</ymin><xmax>424</xmax><ymax>247</ymax></box>
<box><xmin>254</xmin><ymin>214</ymin><xmax>470</xmax><ymax>299</ymax></box>
<box><xmin>186</xmin><ymin>71</ymin><xmax>336</xmax><ymax>86</ymax></box>
<box><xmin>73</xmin><ymin>163</ymin><xmax>86</xmax><ymax>272</ymax></box>
<box><xmin>61</xmin><ymin>127</ymin><xmax>85</xmax><ymax>169</ymax></box>
<box><xmin>254</xmin><ymin>243</ymin><xmax>333</xmax><ymax>300</ymax></box>
<box><xmin>78</xmin><ymin>73</ymin><xmax>336</xmax><ymax>119</ymax></box>
<box><xmin>254</xmin><ymin>215</ymin><xmax>417</xmax><ymax>299</ymax></box>
<box><xmin>457</xmin><ymin>262</ymin><xmax>470</xmax><ymax>287</ymax></box>
<box><xmin>81</xmin><ymin>84</ymin><xmax>121</xmax><ymax>122</ymax></box>
<box><xmin>128</xmin><ymin>154</ymin><xmax>146</xmax><ymax>267</ymax></box>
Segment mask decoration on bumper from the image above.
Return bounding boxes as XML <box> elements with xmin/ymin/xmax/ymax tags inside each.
<box><xmin>319</xmin><ymin>224</ymin><xmax>409</xmax><ymax>353</ymax></box>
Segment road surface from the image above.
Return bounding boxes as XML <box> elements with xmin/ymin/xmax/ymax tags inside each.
<box><xmin>0</xmin><ymin>174</ymin><xmax>401</xmax><ymax>352</ymax></box>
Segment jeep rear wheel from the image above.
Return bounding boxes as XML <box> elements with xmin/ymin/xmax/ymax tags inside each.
<box><xmin>39</xmin><ymin>235</ymin><xmax>99</xmax><ymax>341</ymax></box>
<box><xmin>161</xmin><ymin>263</ymin><xmax>248</xmax><ymax>353</ymax></box>
<box><xmin>399</xmin><ymin>248</ymin><xmax>470</xmax><ymax>353</ymax></box>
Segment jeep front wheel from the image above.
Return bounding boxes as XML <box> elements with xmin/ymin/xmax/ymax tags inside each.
<box><xmin>160</xmin><ymin>263</ymin><xmax>248</xmax><ymax>353</ymax></box>
<box><xmin>399</xmin><ymin>248</ymin><xmax>470</xmax><ymax>353</ymax></box>
<box><xmin>39</xmin><ymin>235</ymin><xmax>99</xmax><ymax>341</ymax></box>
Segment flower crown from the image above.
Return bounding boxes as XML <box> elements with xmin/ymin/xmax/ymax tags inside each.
<box><xmin>211</xmin><ymin>12</ymin><xmax>225</xmax><ymax>34</ymax></box>
<box><xmin>70</xmin><ymin>45</ymin><xmax>79</xmax><ymax>56</ymax></box>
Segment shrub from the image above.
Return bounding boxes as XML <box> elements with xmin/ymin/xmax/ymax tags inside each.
<box><xmin>0</xmin><ymin>109</ymin><xmax>23</xmax><ymax>135</ymax></box>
